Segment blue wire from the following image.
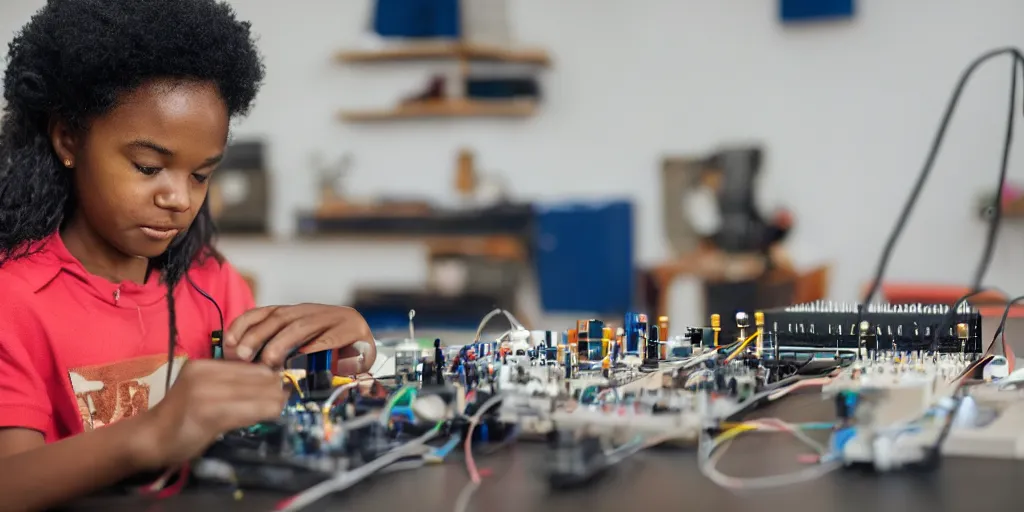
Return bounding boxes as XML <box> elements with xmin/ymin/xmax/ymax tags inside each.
<box><xmin>430</xmin><ymin>435</ymin><xmax>462</xmax><ymax>459</ymax></box>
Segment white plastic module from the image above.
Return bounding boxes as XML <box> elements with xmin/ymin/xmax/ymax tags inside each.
<box><xmin>837</xmin><ymin>383</ymin><xmax>1024</xmax><ymax>470</ymax></box>
<box><xmin>982</xmin><ymin>356</ymin><xmax>1009</xmax><ymax>381</ymax></box>
<box><xmin>941</xmin><ymin>386</ymin><xmax>1024</xmax><ymax>460</ymax></box>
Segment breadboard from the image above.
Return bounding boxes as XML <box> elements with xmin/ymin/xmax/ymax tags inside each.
<box><xmin>943</xmin><ymin>389</ymin><xmax>1024</xmax><ymax>460</ymax></box>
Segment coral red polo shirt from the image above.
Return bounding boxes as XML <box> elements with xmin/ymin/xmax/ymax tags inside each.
<box><xmin>0</xmin><ymin>233</ymin><xmax>254</xmax><ymax>442</ymax></box>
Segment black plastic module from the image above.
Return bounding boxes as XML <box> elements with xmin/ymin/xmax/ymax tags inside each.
<box><xmin>761</xmin><ymin>303</ymin><xmax>983</xmax><ymax>354</ymax></box>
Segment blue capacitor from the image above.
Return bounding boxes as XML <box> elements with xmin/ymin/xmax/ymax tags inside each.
<box><xmin>546</xmin><ymin>346</ymin><xmax>558</xmax><ymax>361</ymax></box>
<box><xmin>624</xmin><ymin>312</ymin><xmax>649</xmax><ymax>355</ymax></box>
<box><xmin>307</xmin><ymin>350</ymin><xmax>331</xmax><ymax>373</ymax></box>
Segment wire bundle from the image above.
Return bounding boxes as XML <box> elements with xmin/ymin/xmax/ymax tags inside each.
<box><xmin>699</xmin><ymin>419</ymin><xmax>840</xmax><ymax>490</ymax></box>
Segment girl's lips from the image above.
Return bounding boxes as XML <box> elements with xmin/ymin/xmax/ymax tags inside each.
<box><xmin>140</xmin><ymin>226</ymin><xmax>180</xmax><ymax>240</ymax></box>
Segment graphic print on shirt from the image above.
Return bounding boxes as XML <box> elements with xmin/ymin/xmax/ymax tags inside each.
<box><xmin>68</xmin><ymin>353</ymin><xmax>187</xmax><ymax>432</ymax></box>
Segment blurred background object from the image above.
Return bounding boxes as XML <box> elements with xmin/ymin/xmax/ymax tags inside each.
<box><xmin>6</xmin><ymin>0</ymin><xmax>1024</xmax><ymax>340</ymax></box>
<box><xmin>648</xmin><ymin>146</ymin><xmax>814</xmax><ymax>321</ymax></box>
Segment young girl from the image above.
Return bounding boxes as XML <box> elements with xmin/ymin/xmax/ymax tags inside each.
<box><xmin>0</xmin><ymin>2</ymin><xmax>375</xmax><ymax>510</ymax></box>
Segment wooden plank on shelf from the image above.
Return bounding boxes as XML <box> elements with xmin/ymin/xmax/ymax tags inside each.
<box><xmin>339</xmin><ymin>99</ymin><xmax>536</xmax><ymax>122</ymax></box>
<box><xmin>426</xmin><ymin>235</ymin><xmax>528</xmax><ymax>262</ymax></box>
<box><xmin>336</xmin><ymin>41</ymin><xmax>551</xmax><ymax>66</ymax></box>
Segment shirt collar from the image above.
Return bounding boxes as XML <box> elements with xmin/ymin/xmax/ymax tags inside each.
<box><xmin>22</xmin><ymin>232</ymin><xmax>168</xmax><ymax>306</ymax></box>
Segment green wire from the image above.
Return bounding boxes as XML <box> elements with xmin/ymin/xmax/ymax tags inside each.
<box><xmin>379</xmin><ymin>384</ymin><xmax>417</xmax><ymax>424</ymax></box>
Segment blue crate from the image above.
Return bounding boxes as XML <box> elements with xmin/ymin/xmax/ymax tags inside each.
<box><xmin>534</xmin><ymin>201</ymin><xmax>634</xmax><ymax>315</ymax></box>
<box><xmin>780</xmin><ymin>0</ymin><xmax>854</xmax><ymax>22</ymax></box>
<box><xmin>373</xmin><ymin>0</ymin><xmax>460</xmax><ymax>39</ymax></box>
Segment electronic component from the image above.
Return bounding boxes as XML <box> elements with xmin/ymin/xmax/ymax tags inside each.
<box><xmin>763</xmin><ymin>301</ymin><xmax>983</xmax><ymax>354</ymax></box>
<box><xmin>711</xmin><ymin>313</ymin><xmax>721</xmax><ymax>347</ymax></box>
<box><xmin>983</xmin><ymin>356</ymin><xmax>1009</xmax><ymax>381</ymax></box>
<box><xmin>547</xmin><ymin>431</ymin><xmax>649</xmax><ymax>488</ymax></box>
<box><xmin>624</xmin><ymin>312</ymin><xmax>648</xmax><ymax>356</ymax></box>
<box><xmin>658</xmin><ymin>316</ymin><xmax>670</xmax><ymax>359</ymax></box>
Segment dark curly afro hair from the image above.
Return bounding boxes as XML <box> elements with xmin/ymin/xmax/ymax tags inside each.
<box><xmin>0</xmin><ymin>0</ymin><xmax>264</xmax><ymax>379</ymax></box>
<box><xmin>0</xmin><ymin>0</ymin><xmax>264</xmax><ymax>285</ymax></box>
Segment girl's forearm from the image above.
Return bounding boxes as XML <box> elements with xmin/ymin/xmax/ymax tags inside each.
<box><xmin>0</xmin><ymin>414</ymin><xmax>159</xmax><ymax>512</ymax></box>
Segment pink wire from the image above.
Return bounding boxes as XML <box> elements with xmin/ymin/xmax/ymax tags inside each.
<box><xmin>464</xmin><ymin>413</ymin><xmax>483</xmax><ymax>484</ymax></box>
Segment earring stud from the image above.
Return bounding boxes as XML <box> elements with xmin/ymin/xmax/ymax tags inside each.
<box><xmin>64</xmin><ymin>159</ymin><xmax>72</xmax><ymax>168</ymax></box>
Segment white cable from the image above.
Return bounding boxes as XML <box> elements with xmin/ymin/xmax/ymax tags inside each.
<box><xmin>452</xmin><ymin>480</ymin><xmax>479</xmax><ymax>512</ymax></box>
<box><xmin>334</xmin><ymin>412</ymin><xmax>382</xmax><ymax>432</ymax></box>
<box><xmin>747</xmin><ymin>419</ymin><xmax>827</xmax><ymax>455</ymax></box>
<box><xmin>322</xmin><ymin>382</ymin><xmax>361</xmax><ymax>417</ymax></box>
<box><xmin>278</xmin><ymin>426</ymin><xmax>441</xmax><ymax>511</ymax></box>
<box><xmin>474</xmin><ymin>308</ymin><xmax>524</xmax><ymax>342</ymax></box>
<box><xmin>698</xmin><ymin>433</ymin><xmax>840</xmax><ymax>491</ymax></box>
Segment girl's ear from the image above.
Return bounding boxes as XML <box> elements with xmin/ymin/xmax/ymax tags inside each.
<box><xmin>48</xmin><ymin>117</ymin><xmax>79</xmax><ymax>168</ymax></box>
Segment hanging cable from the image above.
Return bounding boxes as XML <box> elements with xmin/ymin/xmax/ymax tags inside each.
<box><xmin>857</xmin><ymin>48</ymin><xmax>1024</xmax><ymax>358</ymax></box>
<box><xmin>861</xmin><ymin>48</ymin><xmax>1023</xmax><ymax>306</ymax></box>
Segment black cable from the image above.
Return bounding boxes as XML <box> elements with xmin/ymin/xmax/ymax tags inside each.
<box><xmin>990</xmin><ymin>294</ymin><xmax>1024</xmax><ymax>351</ymax></box>
<box><xmin>855</xmin><ymin>49</ymin><xmax>1023</xmax><ymax>365</ymax></box>
<box><xmin>186</xmin><ymin>272</ymin><xmax>225</xmax><ymax>337</ymax></box>
<box><xmin>165</xmin><ymin>281</ymin><xmax>178</xmax><ymax>394</ymax></box>
<box><xmin>974</xmin><ymin>54</ymin><xmax>1019</xmax><ymax>290</ymax></box>
<box><xmin>931</xmin><ymin>292</ymin><xmax>1024</xmax><ymax>464</ymax></box>
<box><xmin>926</xmin><ymin>52</ymin><xmax>1024</xmax><ymax>466</ymax></box>
<box><xmin>930</xmin><ymin>287</ymin><xmax>1006</xmax><ymax>352</ymax></box>
<box><xmin>842</xmin><ymin>48</ymin><xmax>1024</xmax><ymax>469</ymax></box>
<box><xmin>860</xmin><ymin>47</ymin><xmax>1023</xmax><ymax>308</ymax></box>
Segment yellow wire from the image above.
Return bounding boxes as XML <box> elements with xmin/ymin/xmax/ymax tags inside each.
<box><xmin>713</xmin><ymin>423</ymin><xmax>759</xmax><ymax>445</ymax></box>
<box><xmin>282</xmin><ymin>372</ymin><xmax>304</xmax><ymax>398</ymax></box>
<box><xmin>724</xmin><ymin>331</ymin><xmax>760</xmax><ymax>363</ymax></box>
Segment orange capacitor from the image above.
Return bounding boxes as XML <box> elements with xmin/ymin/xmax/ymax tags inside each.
<box><xmin>657</xmin><ymin>316</ymin><xmax>669</xmax><ymax>359</ymax></box>
<box><xmin>711</xmin><ymin>314</ymin><xmax>721</xmax><ymax>347</ymax></box>
<box><xmin>569</xmin><ymin>328</ymin><xmax>585</xmax><ymax>361</ymax></box>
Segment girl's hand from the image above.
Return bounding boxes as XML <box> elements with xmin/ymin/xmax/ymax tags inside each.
<box><xmin>222</xmin><ymin>304</ymin><xmax>375</xmax><ymax>372</ymax></box>
<box><xmin>134</xmin><ymin>360</ymin><xmax>287</xmax><ymax>470</ymax></box>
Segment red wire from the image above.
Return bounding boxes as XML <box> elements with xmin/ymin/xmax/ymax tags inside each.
<box><xmin>153</xmin><ymin>463</ymin><xmax>190</xmax><ymax>500</ymax></box>
<box><xmin>464</xmin><ymin>418</ymin><xmax>482</xmax><ymax>484</ymax></box>
<box><xmin>1002</xmin><ymin>329</ymin><xmax>1017</xmax><ymax>373</ymax></box>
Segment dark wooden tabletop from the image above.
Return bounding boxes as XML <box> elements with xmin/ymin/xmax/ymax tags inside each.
<box><xmin>63</xmin><ymin>387</ymin><xmax>1024</xmax><ymax>512</ymax></box>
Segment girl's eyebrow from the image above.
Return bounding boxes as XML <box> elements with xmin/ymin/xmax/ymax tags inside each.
<box><xmin>127</xmin><ymin>139</ymin><xmax>223</xmax><ymax>166</ymax></box>
<box><xmin>127</xmin><ymin>139</ymin><xmax>173</xmax><ymax>156</ymax></box>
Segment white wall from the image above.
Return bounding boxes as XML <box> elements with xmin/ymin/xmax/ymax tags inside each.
<box><xmin>4</xmin><ymin>0</ymin><xmax>1024</xmax><ymax>324</ymax></box>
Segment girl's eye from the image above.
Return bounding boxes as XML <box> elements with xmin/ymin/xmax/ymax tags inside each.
<box><xmin>192</xmin><ymin>173</ymin><xmax>210</xmax><ymax>184</ymax></box>
<box><xmin>134</xmin><ymin>164</ymin><xmax>161</xmax><ymax>176</ymax></box>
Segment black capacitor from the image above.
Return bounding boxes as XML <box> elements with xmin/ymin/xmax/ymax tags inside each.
<box><xmin>685</xmin><ymin>327</ymin><xmax>704</xmax><ymax>348</ymax></box>
<box><xmin>834</xmin><ymin>391</ymin><xmax>848</xmax><ymax>419</ymax></box>
<box><xmin>646</xmin><ymin>325</ymin><xmax>661</xmax><ymax>360</ymax></box>
<box><xmin>434</xmin><ymin>339</ymin><xmax>445</xmax><ymax>385</ymax></box>
<box><xmin>421</xmin><ymin>358</ymin><xmax>435</xmax><ymax>384</ymax></box>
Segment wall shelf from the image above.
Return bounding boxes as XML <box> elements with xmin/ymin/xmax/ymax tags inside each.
<box><xmin>339</xmin><ymin>99</ymin><xmax>536</xmax><ymax>122</ymax></box>
<box><xmin>336</xmin><ymin>41</ymin><xmax>551</xmax><ymax>66</ymax></box>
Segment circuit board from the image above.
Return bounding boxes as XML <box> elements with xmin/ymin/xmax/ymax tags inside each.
<box><xmin>764</xmin><ymin>301</ymin><xmax>983</xmax><ymax>353</ymax></box>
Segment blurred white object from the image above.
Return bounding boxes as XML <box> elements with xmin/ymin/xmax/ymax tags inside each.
<box><xmin>984</xmin><ymin>356</ymin><xmax>1010</xmax><ymax>381</ymax></box>
<box><xmin>462</xmin><ymin>0</ymin><xmax>512</xmax><ymax>46</ymax></box>
<box><xmin>430</xmin><ymin>259</ymin><xmax>469</xmax><ymax>296</ymax></box>
<box><xmin>684</xmin><ymin>187</ymin><xmax>721</xmax><ymax>236</ymax></box>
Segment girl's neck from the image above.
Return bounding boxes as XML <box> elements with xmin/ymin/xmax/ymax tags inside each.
<box><xmin>60</xmin><ymin>216</ymin><xmax>150</xmax><ymax>285</ymax></box>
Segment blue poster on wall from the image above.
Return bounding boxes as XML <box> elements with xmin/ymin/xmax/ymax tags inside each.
<box><xmin>779</xmin><ymin>0</ymin><xmax>855</xmax><ymax>23</ymax></box>
<box><xmin>373</xmin><ymin>0</ymin><xmax>461</xmax><ymax>39</ymax></box>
